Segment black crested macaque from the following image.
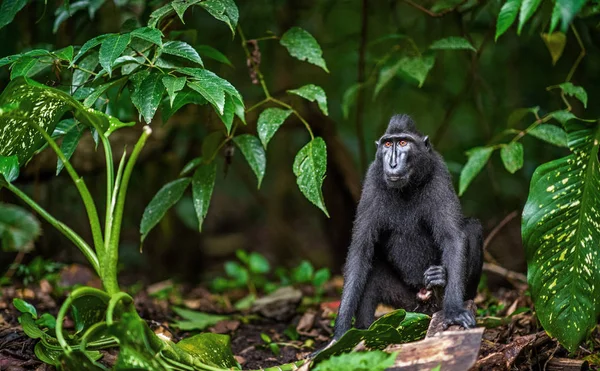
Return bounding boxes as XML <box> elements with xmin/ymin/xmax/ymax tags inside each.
<box><xmin>333</xmin><ymin>114</ymin><xmax>483</xmax><ymax>339</ymax></box>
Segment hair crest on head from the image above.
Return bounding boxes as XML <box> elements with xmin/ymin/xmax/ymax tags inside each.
<box><xmin>386</xmin><ymin>114</ymin><xmax>416</xmax><ymax>134</ymax></box>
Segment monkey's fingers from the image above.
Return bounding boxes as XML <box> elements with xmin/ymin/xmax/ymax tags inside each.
<box><xmin>442</xmin><ymin>311</ymin><xmax>476</xmax><ymax>329</ymax></box>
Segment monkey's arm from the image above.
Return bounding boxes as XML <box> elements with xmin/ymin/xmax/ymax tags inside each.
<box><xmin>333</xmin><ymin>209</ymin><xmax>377</xmax><ymax>339</ymax></box>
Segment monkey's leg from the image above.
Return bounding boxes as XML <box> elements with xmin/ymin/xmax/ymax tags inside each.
<box><xmin>464</xmin><ymin>218</ymin><xmax>483</xmax><ymax>299</ymax></box>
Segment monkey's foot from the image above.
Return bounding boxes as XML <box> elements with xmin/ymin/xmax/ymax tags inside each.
<box><xmin>442</xmin><ymin>308</ymin><xmax>476</xmax><ymax>329</ymax></box>
<box><xmin>424</xmin><ymin>265</ymin><xmax>446</xmax><ymax>289</ymax></box>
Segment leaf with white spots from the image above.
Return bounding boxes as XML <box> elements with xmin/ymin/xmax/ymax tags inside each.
<box><xmin>558</xmin><ymin>82</ymin><xmax>587</xmax><ymax>108</ymax></box>
<box><xmin>233</xmin><ymin>134</ymin><xmax>266</xmax><ymax>189</ymax></box>
<box><xmin>280</xmin><ymin>27</ymin><xmax>329</xmax><ymax>72</ymax></box>
<box><xmin>287</xmin><ymin>84</ymin><xmax>328</xmax><ymax>116</ymax></box>
<box><xmin>257</xmin><ymin>107</ymin><xmax>293</xmax><ymax>149</ymax></box>
<box><xmin>528</xmin><ymin>124</ymin><xmax>568</xmax><ymax>147</ymax></box>
<box><xmin>500</xmin><ymin>142</ymin><xmax>524</xmax><ymax>174</ymax></box>
<box><xmin>192</xmin><ymin>163</ymin><xmax>216</xmax><ymax>232</ymax></box>
<box><xmin>140</xmin><ymin>177</ymin><xmax>191</xmax><ymax>242</ymax></box>
<box><xmin>293</xmin><ymin>137</ymin><xmax>329</xmax><ymax>217</ymax></box>
<box><xmin>162</xmin><ymin>76</ymin><xmax>186</xmax><ymax>107</ymax></box>
<box><xmin>522</xmin><ymin>121</ymin><xmax>600</xmax><ymax>352</ymax></box>
<box><xmin>160</xmin><ymin>41</ymin><xmax>203</xmax><ymax>67</ymax></box>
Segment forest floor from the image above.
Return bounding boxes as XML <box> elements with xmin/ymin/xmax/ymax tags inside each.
<box><xmin>0</xmin><ymin>264</ymin><xmax>598</xmax><ymax>370</ymax></box>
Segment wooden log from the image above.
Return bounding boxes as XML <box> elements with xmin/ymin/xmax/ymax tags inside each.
<box><xmin>546</xmin><ymin>358</ymin><xmax>589</xmax><ymax>371</ymax></box>
<box><xmin>386</xmin><ymin>328</ymin><xmax>484</xmax><ymax>371</ymax></box>
<box><xmin>426</xmin><ymin>300</ymin><xmax>477</xmax><ymax>338</ymax></box>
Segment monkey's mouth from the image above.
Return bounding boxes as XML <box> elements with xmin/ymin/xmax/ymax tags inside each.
<box><xmin>388</xmin><ymin>175</ymin><xmax>401</xmax><ymax>182</ymax></box>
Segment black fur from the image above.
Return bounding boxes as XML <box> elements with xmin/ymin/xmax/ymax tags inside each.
<box><xmin>333</xmin><ymin>114</ymin><xmax>483</xmax><ymax>339</ymax></box>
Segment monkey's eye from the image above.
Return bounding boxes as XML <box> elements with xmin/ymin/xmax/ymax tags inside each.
<box><xmin>384</xmin><ymin>141</ymin><xmax>392</xmax><ymax>147</ymax></box>
<box><xmin>399</xmin><ymin>140</ymin><xmax>408</xmax><ymax>147</ymax></box>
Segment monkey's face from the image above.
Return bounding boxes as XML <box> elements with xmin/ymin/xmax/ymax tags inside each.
<box><xmin>377</xmin><ymin>133</ymin><xmax>430</xmax><ymax>189</ymax></box>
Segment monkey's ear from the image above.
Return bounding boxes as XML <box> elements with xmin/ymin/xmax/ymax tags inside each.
<box><xmin>423</xmin><ymin>136</ymin><xmax>431</xmax><ymax>151</ymax></box>
<box><xmin>375</xmin><ymin>140</ymin><xmax>379</xmax><ymax>147</ymax></box>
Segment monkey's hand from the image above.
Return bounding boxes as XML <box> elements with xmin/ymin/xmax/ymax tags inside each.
<box><xmin>424</xmin><ymin>265</ymin><xmax>446</xmax><ymax>289</ymax></box>
<box><xmin>443</xmin><ymin>308</ymin><xmax>476</xmax><ymax>329</ymax></box>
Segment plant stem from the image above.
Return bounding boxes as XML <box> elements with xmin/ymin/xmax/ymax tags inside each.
<box><xmin>6</xmin><ymin>183</ymin><xmax>100</xmax><ymax>275</ymax></box>
<box><xmin>270</xmin><ymin>98</ymin><xmax>315</xmax><ymax>140</ymax></box>
<box><xmin>29</xmin><ymin>121</ymin><xmax>105</xmax><ymax>261</ymax></box>
<box><xmin>238</xmin><ymin>25</ymin><xmax>271</xmax><ymax>98</ymax></box>
<box><xmin>100</xmin><ymin>134</ymin><xmax>114</xmax><ymax>271</ymax></box>
<box><xmin>104</xmin><ymin>126</ymin><xmax>152</xmax><ymax>295</ymax></box>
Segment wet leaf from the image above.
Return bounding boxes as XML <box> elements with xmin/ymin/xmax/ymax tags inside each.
<box><xmin>459</xmin><ymin>146</ymin><xmax>494</xmax><ymax>196</ymax></box>
<box><xmin>140</xmin><ymin>178</ymin><xmax>191</xmax><ymax>242</ymax></box>
<box><xmin>429</xmin><ymin>37</ymin><xmax>475</xmax><ymax>51</ymax></box>
<box><xmin>57</xmin><ymin>122</ymin><xmax>84</xmax><ymax>175</ymax></box>
<box><xmin>72</xmin><ymin>35</ymin><xmax>109</xmax><ymax>65</ymax></box>
<box><xmin>500</xmin><ymin>142</ymin><xmax>524</xmax><ymax>174</ymax></box>
<box><xmin>131</xmin><ymin>27</ymin><xmax>163</xmax><ymax>47</ymax></box>
<box><xmin>518</xmin><ymin>0</ymin><xmax>543</xmax><ymax>34</ymax></box>
<box><xmin>162</xmin><ymin>76</ymin><xmax>186</xmax><ymax>107</ymax></box>
<box><xmin>174</xmin><ymin>333</ymin><xmax>238</xmax><ymax>368</ymax></box>
<box><xmin>0</xmin><ymin>0</ymin><xmax>27</xmax><ymax>29</ymax></box>
<box><xmin>280</xmin><ymin>27</ymin><xmax>329</xmax><ymax>72</ymax></box>
<box><xmin>233</xmin><ymin>134</ymin><xmax>266</xmax><ymax>188</ymax></box>
<box><xmin>192</xmin><ymin>163</ymin><xmax>216</xmax><ymax>232</ymax></box>
<box><xmin>0</xmin><ymin>155</ymin><xmax>19</xmax><ymax>183</ymax></box>
<box><xmin>138</xmin><ymin>71</ymin><xmax>165</xmax><ymax>123</ymax></box>
<box><xmin>293</xmin><ymin>137</ymin><xmax>329</xmax><ymax>216</ymax></box>
<box><xmin>558</xmin><ymin>82</ymin><xmax>587</xmax><ymax>108</ymax></box>
<box><xmin>13</xmin><ymin>298</ymin><xmax>37</xmax><ymax>318</ymax></box>
<box><xmin>198</xmin><ymin>0</ymin><xmax>239</xmax><ymax>36</ymax></box>
<box><xmin>528</xmin><ymin>124</ymin><xmax>568</xmax><ymax>147</ymax></box>
<box><xmin>0</xmin><ymin>203</ymin><xmax>41</xmax><ymax>252</ymax></box>
<box><xmin>161</xmin><ymin>41</ymin><xmax>203</xmax><ymax>66</ymax></box>
<box><xmin>288</xmin><ymin>84</ymin><xmax>328</xmax><ymax>116</ymax></box>
<box><xmin>171</xmin><ymin>307</ymin><xmax>229</xmax><ymax>331</ymax></box>
<box><xmin>99</xmin><ymin>33</ymin><xmax>131</xmax><ymax>77</ymax></box>
<box><xmin>257</xmin><ymin>107</ymin><xmax>292</xmax><ymax>149</ymax></box>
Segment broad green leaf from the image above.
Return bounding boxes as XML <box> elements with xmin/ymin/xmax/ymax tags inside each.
<box><xmin>0</xmin><ymin>155</ymin><xmax>19</xmax><ymax>183</ymax></box>
<box><xmin>458</xmin><ymin>147</ymin><xmax>494</xmax><ymax>196</ymax></box>
<box><xmin>10</xmin><ymin>57</ymin><xmax>39</xmax><ymax>79</ymax></box>
<box><xmin>429</xmin><ymin>37</ymin><xmax>475</xmax><ymax>51</ymax></box>
<box><xmin>217</xmin><ymin>95</ymin><xmax>235</xmax><ymax>134</ymax></box>
<box><xmin>72</xmin><ymin>34</ymin><xmax>109</xmax><ymax>65</ymax></box>
<box><xmin>161</xmin><ymin>89</ymin><xmax>207</xmax><ymax>122</ymax></box>
<box><xmin>160</xmin><ymin>41</ymin><xmax>203</xmax><ymax>66</ymax></box>
<box><xmin>13</xmin><ymin>298</ymin><xmax>37</xmax><ymax>318</ymax></box>
<box><xmin>288</xmin><ymin>84</ymin><xmax>328</xmax><ymax>116</ymax></box>
<box><xmin>162</xmin><ymin>76</ymin><xmax>186</xmax><ymax>107</ymax></box>
<box><xmin>192</xmin><ymin>163</ymin><xmax>216</xmax><ymax>232</ymax></box>
<box><xmin>280</xmin><ymin>27</ymin><xmax>329</xmax><ymax>72</ymax></box>
<box><xmin>140</xmin><ymin>178</ymin><xmax>191</xmax><ymax>242</ymax></box>
<box><xmin>522</xmin><ymin>121</ymin><xmax>600</xmax><ymax>352</ymax></box>
<box><xmin>313</xmin><ymin>350</ymin><xmax>397</xmax><ymax>371</ymax></box>
<box><xmin>131</xmin><ymin>27</ymin><xmax>163</xmax><ymax>47</ymax></box>
<box><xmin>313</xmin><ymin>268</ymin><xmax>330</xmax><ymax>287</ymax></box>
<box><xmin>83</xmin><ymin>78</ymin><xmax>126</xmax><ymax>107</ymax></box>
<box><xmin>171</xmin><ymin>0</ymin><xmax>202</xmax><ymax>22</ymax></box>
<box><xmin>550</xmin><ymin>0</ymin><xmax>586</xmax><ymax>33</ymax></box>
<box><xmin>233</xmin><ymin>134</ymin><xmax>266</xmax><ymax>188</ymax></box>
<box><xmin>202</xmin><ymin>131</ymin><xmax>225</xmax><ymax>161</ymax></box>
<box><xmin>500</xmin><ymin>142</ymin><xmax>524</xmax><ymax>174</ymax></box>
<box><xmin>248</xmin><ymin>252</ymin><xmax>270</xmax><ymax>274</ymax></box>
<box><xmin>72</xmin><ymin>51</ymin><xmax>99</xmax><ymax>91</ymax></box>
<box><xmin>518</xmin><ymin>0</ymin><xmax>543</xmax><ymax>34</ymax></box>
<box><xmin>397</xmin><ymin>54</ymin><xmax>436</xmax><ymax>88</ymax></box>
<box><xmin>496</xmin><ymin>0</ymin><xmax>521</xmax><ymax>40</ymax></box>
<box><xmin>292</xmin><ymin>260</ymin><xmax>314</xmax><ymax>283</ymax></box>
<box><xmin>257</xmin><ymin>108</ymin><xmax>293</xmax><ymax>149</ymax></box>
<box><xmin>541</xmin><ymin>32</ymin><xmax>566</xmax><ymax>65</ymax></box>
<box><xmin>293</xmin><ymin>137</ymin><xmax>329</xmax><ymax>217</ymax></box>
<box><xmin>198</xmin><ymin>0</ymin><xmax>239</xmax><ymax>35</ymax></box>
<box><xmin>174</xmin><ymin>332</ymin><xmax>238</xmax><ymax>369</ymax></box>
<box><xmin>551</xmin><ymin>110</ymin><xmax>577</xmax><ymax>125</ymax></box>
<box><xmin>196</xmin><ymin>45</ymin><xmax>233</xmax><ymax>66</ymax></box>
<box><xmin>313</xmin><ymin>310</ymin><xmax>429</xmax><ymax>363</ymax></box>
<box><xmin>0</xmin><ymin>0</ymin><xmax>27</xmax><ymax>29</ymax></box>
<box><xmin>99</xmin><ymin>33</ymin><xmax>131</xmax><ymax>76</ymax></box>
<box><xmin>234</xmin><ymin>293</ymin><xmax>255</xmax><ymax>310</ymax></box>
<box><xmin>225</xmin><ymin>261</ymin><xmax>248</xmax><ymax>284</ymax></box>
<box><xmin>171</xmin><ymin>307</ymin><xmax>228</xmax><ymax>331</ymax></box>
<box><xmin>53</xmin><ymin>46</ymin><xmax>74</xmax><ymax>62</ymax></box>
<box><xmin>342</xmin><ymin>83</ymin><xmax>361</xmax><ymax>119</ymax></box>
<box><xmin>179</xmin><ymin>68</ymin><xmax>243</xmax><ymax>110</ymax></box>
<box><xmin>374</xmin><ymin>61</ymin><xmax>402</xmax><ymax>98</ymax></box>
<box><xmin>0</xmin><ymin>54</ymin><xmax>21</xmax><ymax>68</ymax></box>
<box><xmin>528</xmin><ymin>124</ymin><xmax>568</xmax><ymax>147</ymax></box>
<box><xmin>558</xmin><ymin>82</ymin><xmax>587</xmax><ymax>108</ymax></box>
<box><xmin>148</xmin><ymin>3</ymin><xmax>175</xmax><ymax>28</ymax></box>
<box><xmin>507</xmin><ymin>106</ymin><xmax>540</xmax><ymax>127</ymax></box>
<box><xmin>138</xmin><ymin>72</ymin><xmax>165</xmax><ymax>123</ymax></box>
<box><xmin>57</xmin><ymin>122</ymin><xmax>84</xmax><ymax>175</ymax></box>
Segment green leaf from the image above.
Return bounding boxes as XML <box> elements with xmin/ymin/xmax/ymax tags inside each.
<box><xmin>171</xmin><ymin>0</ymin><xmax>202</xmax><ymax>22</ymax></box>
<box><xmin>518</xmin><ymin>0</ymin><xmax>543</xmax><ymax>34</ymax></box>
<box><xmin>257</xmin><ymin>108</ymin><xmax>293</xmax><ymax>149</ymax></box>
<box><xmin>180</xmin><ymin>67</ymin><xmax>242</xmax><ymax>115</ymax></box>
<box><xmin>293</xmin><ymin>137</ymin><xmax>329</xmax><ymax>216</ymax></box>
<box><xmin>550</xmin><ymin>0</ymin><xmax>586</xmax><ymax>33</ymax></box>
<box><xmin>551</xmin><ymin>110</ymin><xmax>577</xmax><ymax>125</ymax></box>
<box><xmin>429</xmin><ymin>37</ymin><xmax>475</xmax><ymax>51</ymax></box>
<box><xmin>196</xmin><ymin>45</ymin><xmax>233</xmax><ymax>66</ymax></box>
<box><xmin>217</xmin><ymin>95</ymin><xmax>235</xmax><ymax>134</ymax></box>
<box><xmin>0</xmin><ymin>54</ymin><xmax>22</xmax><ymax>68</ymax></box>
<box><xmin>0</xmin><ymin>0</ymin><xmax>27</xmax><ymax>29</ymax></box>
<box><xmin>528</xmin><ymin>124</ymin><xmax>568</xmax><ymax>147</ymax></box>
<box><xmin>292</xmin><ymin>260</ymin><xmax>314</xmax><ymax>283</ymax></box>
<box><xmin>248</xmin><ymin>252</ymin><xmax>270</xmax><ymax>274</ymax></box>
<box><xmin>198</xmin><ymin>0</ymin><xmax>239</xmax><ymax>35</ymax></box>
<box><xmin>180</xmin><ymin>157</ymin><xmax>203</xmax><ymax>176</ymax></box>
<box><xmin>72</xmin><ymin>51</ymin><xmax>99</xmax><ymax>90</ymax></box>
<box><xmin>161</xmin><ymin>88</ymin><xmax>207</xmax><ymax>122</ymax></box>
<box><xmin>10</xmin><ymin>57</ymin><xmax>39</xmax><ymax>79</ymax></box>
<box><xmin>522</xmin><ymin>121</ymin><xmax>600</xmax><ymax>352</ymax></box>
<box><xmin>234</xmin><ymin>293</ymin><xmax>255</xmax><ymax>310</ymax></box>
<box><xmin>140</xmin><ymin>178</ymin><xmax>191</xmax><ymax>242</ymax></box>
<box><xmin>174</xmin><ymin>332</ymin><xmax>238</xmax><ymax>369</ymax></box>
<box><xmin>496</xmin><ymin>0</ymin><xmax>521</xmax><ymax>40</ymax></box>
<box><xmin>131</xmin><ymin>27</ymin><xmax>163</xmax><ymax>47</ymax></box>
<box><xmin>374</xmin><ymin>62</ymin><xmax>401</xmax><ymax>98</ymax></box>
<box><xmin>192</xmin><ymin>163</ymin><xmax>216</xmax><ymax>232</ymax></box>
<box><xmin>0</xmin><ymin>155</ymin><xmax>19</xmax><ymax>183</ymax></box>
<box><xmin>541</xmin><ymin>32</ymin><xmax>567</xmax><ymax>65</ymax></box>
<box><xmin>160</xmin><ymin>41</ymin><xmax>203</xmax><ymax>66</ymax></box>
<box><xmin>54</xmin><ymin>46</ymin><xmax>74</xmax><ymax>62</ymax></box>
<box><xmin>288</xmin><ymin>84</ymin><xmax>328</xmax><ymax>116</ymax></box>
<box><xmin>171</xmin><ymin>307</ymin><xmax>228</xmax><ymax>331</ymax></box>
<box><xmin>313</xmin><ymin>268</ymin><xmax>330</xmax><ymax>287</ymax></box>
<box><xmin>57</xmin><ymin>122</ymin><xmax>84</xmax><ymax>175</ymax></box>
<box><xmin>558</xmin><ymin>82</ymin><xmax>588</xmax><ymax>108</ymax></box>
<box><xmin>236</xmin><ymin>249</ymin><xmax>249</xmax><ymax>264</ymax></box>
<box><xmin>396</xmin><ymin>54</ymin><xmax>436</xmax><ymax>88</ymax></box>
<box><xmin>458</xmin><ymin>147</ymin><xmax>494</xmax><ymax>196</ymax></box>
<box><xmin>500</xmin><ymin>142</ymin><xmax>524</xmax><ymax>174</ymax></box>
<box><xmin>99</xmin><ymin>33</ymin><xmax>131</xmax><ymax>76</ymax></box>
<box><xmin>342</xmin><ymin>83</ymin><xmax>361</xmax><ymax>119</ymax></box>
<box><xmin>280</xmin><ymin>27</ymin><xmax>329</xmax><ymax>72</ymax></box>
<box><xmin>313</xmin><ymin>350</ymin><xmax>397</xmax><ymax>371</ymax></box>
<box><xmin>162</xmin><ymin>76</ymin><xmax>186</xmax><ymax>108</ymax></box>
<box><xmin>225</xmin><ymin>261</ymin><xmax>249</xmax><ymax>285</ymax></box>
<box><xmin>148</xmin><ymin>3</ymin><xmax>176</xmax><ymax>29</ymax></box>
<box><xmin>506</xmin><ymin>106</ymin><xmax>540</xmax><ymax>127</ymax></box>
<box><xmin>313</xmin><ymin>310</ymin><xmax>429</xmax><ymax>363</ymax></box>
<box><xmin>83</xmin><ymin>78</ymin><xmax>125</xmax><ymax>107</ymax></box>
<box><xmin>13</xmin><ymin>298</ymin><xmax>37</xmax><ymax>318</ymax></box>
<box><xmin>187</xmin><ymin>80</ymin><xmax>225</xmax><ymax>116</ymax></box>
<box><xmin>72</xmin><ymin>34</ymin><xmax>109</xmax><ymax>65</ymax></box>
<box><xmin>233</xmin><ymin>134</ymin><xmax>266</xmax><ymax>188</ymax></box>
<box><xmin>138</xmin><ymin>72</ymin><xmax>165</xmax><ymax>123</ymax></box>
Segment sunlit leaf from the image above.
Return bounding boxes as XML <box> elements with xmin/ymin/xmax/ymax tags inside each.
<box><xmin>174</xmin><ymin>332</ymin><xmax>238</xmax><ymax>368</ymax></box>
<box><xmin>249</xmin><ymin>252</ymin><xmax>270</xmax><ymax>274</ymax></box>
<box><xmin>293</xmin><ymin>137</ymin><xmax>329</xmax><ymax>217</ymax></box>
<box><xmin>496</xmin><ymin>0</ymin><xmax>521</xmax><ymax>40</ymax></box>
<box><xmin>13</xmin><ymin>298</ymin><xmax>37</xmax><ymax>318</ymax></box>
<box><xmin>550</xmin><ymin>0</ymin><xmax>586</xmax><ymax>33</ymax></box>
<box><xmin>99</xmin><ymin>33</ymin><xmax>131</xmax><ymax>77</ymax></box>
<box><xmin>523</xmin><ymin>121</ymin><xmax>600</xmax><ymax>352</ymax></box>
<box><xmin>518</xmin><ymin>0</ymin><xmax>543</xmax><ymax>34</ymax></box>
<box><xmin>458</xmin><ymin>146</ymin><xmax>494</xmax><ymax>196</ymax></box>
<box><xmin>0</xmin><ymin>155</ymin><xmax>19</xmax><ymax>183</ymax></box>
<box><xmin>233</xmin><ymin>134</ymin><xmax>266</xmax><ymax>188</ymax></box>
<box><xmin>288</xmin><ymin>84</ymin><xmax>328</xmax><ymax>116</ymax></box>
<box><xmin>429</xmin><ymin>36</ymin><xmax>475</xmax><ymax>51</ymax></box>
<box><xmin>257</xmin><ymin>108</ymin><xmax>293</xmax><ymax>149</ymax></box>
<box><xmin>280</xmin><ymin>27</ymin><xmax>329</xmax><ymax>72</ymax></box>
<box><xmin>500</xmin><ymin>142</ymin><xmax>524</xmax><ymax>174</ymax></box>
<box><xmin>192</xmin><ymin>163</ymin><xmax>216</xmax><ymax>232</ymax></box>
<box><xmin>140</xmin><ymin>178</ymin><xmax>191</xmax><ymax>242</ymax></box>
